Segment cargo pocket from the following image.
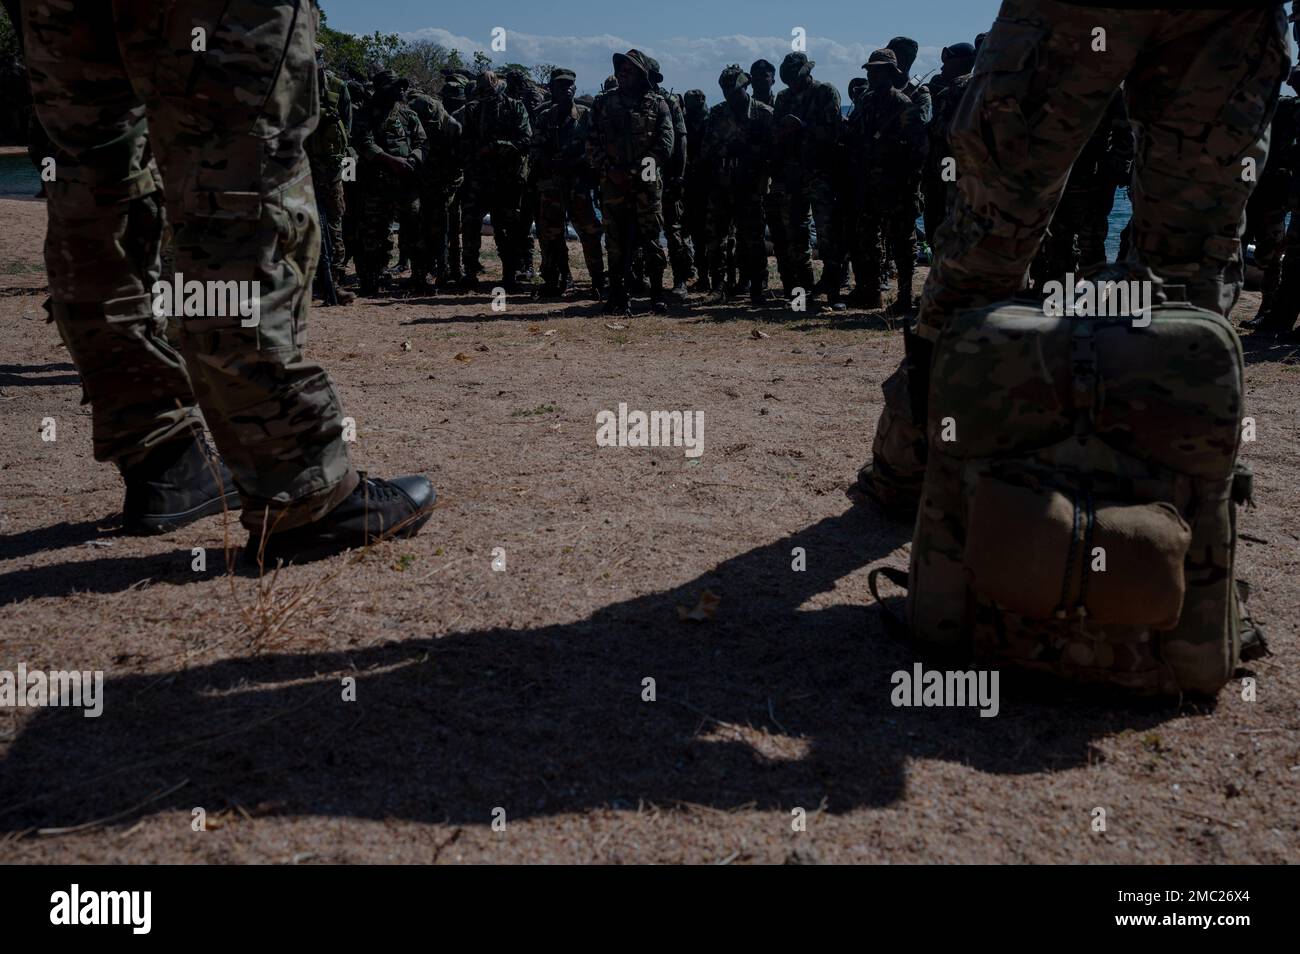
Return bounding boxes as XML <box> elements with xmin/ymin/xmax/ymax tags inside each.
<box><xmin>961</xmin><ymin>19</ymin><xmax>1048</xmax><ymax>173</ymax></box>
<box><xmin>963</xmin><ymin>476</ymin><xmax>1191</xmax><ymax>628</ymax></box>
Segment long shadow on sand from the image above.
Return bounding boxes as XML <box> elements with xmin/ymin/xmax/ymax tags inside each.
<box><xmin>0</xmin><ymin>503</ymin><xmax>1174</xmax><ymax>832</ymax></box>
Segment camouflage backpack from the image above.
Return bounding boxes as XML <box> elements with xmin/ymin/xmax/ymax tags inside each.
<box><xmin>874</xmin><ymin>285</ymin><xmax>1259</xmax><ymax>696</ymax></box>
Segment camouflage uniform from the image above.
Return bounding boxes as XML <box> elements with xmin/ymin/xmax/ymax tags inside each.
<box><xmin>305</xmin><ymin>59</ymin><xmax>353</xmax><ymax>291</ymax></box>
<box><xmin>1030</xmin><ymin>90</ymin><xmax>1134</xmax><ymax>289</ymax></box>
<box><xmin>458</xmin><ymin>79</ymin><xmax>531</xmax><ymax>287</ymax></box>
<box><xmin>507</xmin><ymin>71</ymin><xmax>550</xmax><ymax>282</ymax></box>
<box><xmin>1244</xmin><ymin>84</ymin><xmax>1299</xmax><ymax>331</ymax></box>
<box><xmin>408</xmin><ymin>89</ymin><xmax>462</xmax><ymax>286</ymax></box>
<box><xmin>645</xmin><ymin>58</ymin><xmax>691</xmax><ymax>291</ymax></box>
<box><xmin>682</xmin><ymin>90</ymin><xmax>713</xmax><ymax>289</ymax></box>
<box><xmin>341</xmin><ymin>78</ymin><xmax>368</xmax><ymax>274</ymax></box>
<box><xmin>439</xmin><ymin>73</ymin><xmax>472</xmax><ymax>281</ymax></box>
<box><xmin>700</xmin><ymin>67</ymin><xmax>774</xmax><ymax>301</ymax></box>
<box><xmin>588</xmin><ymin>50</ymin><xmax>674</xmax><ymax>311</ymax></box>
<box><xmin>751</xmin><ymin>60</ymin><xmax>789</xmax><ymax>292</ymax></box>
<box><xmin>530</xmin><ymin>71</ymin><xmax>605</xmax><ymax>294</ymax></box>
<box><xmin>773</xmin><ymin>53</ymin><xmax>842</xmax><ymax>298</ymax></box>
<box><xmin>352</xmin><ymin>72</ymin><xmax>426</xmax><ymax>294</ymax></box>
<box><xmin>21</xmin><ymin>0</ymin><xmax>358</xmax><ymax>531</ymax></box>
<box><xmin>866</xmin><ymin>0</ymin><xmax>1289</xmax><ymax>510</ymax></box>
<box><xmin>844</xmin><ymin>51</ymin><xmax>927</xmax><ymax>310</ymax></box>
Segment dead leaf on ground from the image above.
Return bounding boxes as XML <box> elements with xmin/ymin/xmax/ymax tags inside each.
<box><xmin>475</xmin><ymin>343</ymin><xmax>490</xmax><ymax>352</ymax></box>
<box><xmin>400</xmin><ymin>340</ymin><xmax>412</xmax><ymax>352</ymax></box>
<box><xmin>677</xmin><ymin>589</ymin><xmax>721</xmax><ymax>622</ymax></box>
<box><xmin>751</xmin><ymin>328</ymin><xmax>770</xmax><ymax>339</ymax></box>
<box><xmin>604</xmin><ymin>322</ymin><xmax>627</xmax><ymax>330</ymax></box>
<box><xmin>453</xmin><ymin>352</ymin><xmax>472</xmax><ymax>363</ymax></box>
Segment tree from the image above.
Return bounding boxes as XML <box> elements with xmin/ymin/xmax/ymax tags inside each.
<box><xmin>531</xmin><ymin>63</ymin><xmax>560</xmax><ymax>85</ymax></box>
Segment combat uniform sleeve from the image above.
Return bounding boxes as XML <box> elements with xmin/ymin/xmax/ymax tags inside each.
<box><xmin>407</xmin><ymin>108</ymin><xmax>428</xmax><ymax>165</ymax></box>
<box><xmin>339</xmin><ymin>82</ymin><xmax>352</xmax><ymax>136</ymax></box>
<box><xmin>500</xmin><ymin>99</ymin><xmax>531</xmax><ymax>157</ymax></box>
<box><xmin>808</xmin><ymin>83</ymin><xmax>842</xmax><ymax>148</ymax></box>
<box><xmin>669</xmin><ymin>99</ymin><xmax>687</xmax><ymax>180</ymax></box>
<box><xmin>352</xmin><ymin>106</ymin><xmax>383</xmax><ymax>160</ymax></box>
<box><xmin>654</xmin><ymin>98</ymin><xmax>674</xmax><ymax>168</ymax></box>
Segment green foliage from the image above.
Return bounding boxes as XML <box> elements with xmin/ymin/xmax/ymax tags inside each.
<box><xmin>0</xmin><ymin>4</ymin><xmax>19</xmax><ymax>62</ymax></box>
<box><xmin>315</xmin><ymin>6</ymin><xmax>465</xmax><ymax>92</ymax></box>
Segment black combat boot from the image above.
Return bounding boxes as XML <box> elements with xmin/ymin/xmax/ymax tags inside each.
<box><xmin>120</xmin><ymin>434</ymin><xmax>241</xmax><ymax>535</ymax></box>
<box><xmin>246</xmin><ymin>473</ymin><xmax>436</xmax><ymax>565</ymax></box>
<box><xmin>649</xmin><ymin>284</ymin><xmax>668</xmax><ymax>314</ymax></box>
<box><xmin>691</xmin><ymin>273</ymin><xmax>712</xmax><ymax>293</ymax></box>
<box><xmin>604</xmin><ymin>275</ymin><xmax>630</xmax><ymax>315</ymax></box>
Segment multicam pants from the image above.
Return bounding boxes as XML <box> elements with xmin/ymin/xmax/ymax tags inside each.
<box><xmin>868</xmin><ymin>0</ymin><xmax>1289</xmax><ymax>507</ymax></box>
<box><xmin>24</xmin><ymin>0</ymin><xmax>358</xmax><ymax>531</ymax></box>
<box><xmin>537</xmin><ymin>177</ymin><xmax>604</xmax><ymax>286</ymax></box>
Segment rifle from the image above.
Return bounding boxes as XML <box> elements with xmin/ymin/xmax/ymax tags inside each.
<box><xmin>315</xmin><ymin>177</ymin><xmax>340</xmax><ymax>306</ymax></box>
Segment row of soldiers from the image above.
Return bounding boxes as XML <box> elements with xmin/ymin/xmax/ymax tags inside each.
<box><xmin>304</xmin><ymin>37</ymin><xmax>1156</xmax><ymax>322</ymax></box>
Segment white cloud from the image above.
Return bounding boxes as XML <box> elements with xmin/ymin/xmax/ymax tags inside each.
<box><xmin>403</xmin><ymin>27</ymin><xmax>944</xmax><ymax>103</ymax></box>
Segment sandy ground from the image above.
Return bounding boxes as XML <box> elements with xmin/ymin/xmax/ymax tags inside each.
<box><xmin>0</xmin><ymin>195</ymin><xmax>1297</xmax><ymax>864</ymax></box>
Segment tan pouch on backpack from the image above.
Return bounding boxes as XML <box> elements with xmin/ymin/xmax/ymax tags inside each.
<box><xmin>963</xmin><ymin>477</ymin><xmax>1191</xmax><ymax>629</ymax></box>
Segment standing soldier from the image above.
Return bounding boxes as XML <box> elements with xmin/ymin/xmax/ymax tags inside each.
<box><xmin>773</xmin><ymin>53</ymin><xmax>843</xmax><ymax>306</ymax></box>
<box><xmin>920</xmin><ymin>43</ymin><xmax>977</xmax><ymax>258</ymax></box>
<box><xmin>439</xmin><ymin>72</ymin><xmax>471</xmax><ymax>285</ymax></box>
<box><xmin>305</xmin><ymin>45</ymin><xmax>355</xmax><ymax>304</ymax></box>
<box><xmin>1030</xmin><ymin>90</ymin><xmax>1134</xmax><ymax>291</ymax></box>
<box><xmin>751</xmin><ymin>58</ymin><xmax>790</xmax><ymax>294</ymax></box>
<box><xmin>458</xmin><ymin>70</ymin><xmax>531</xmax><ymax>291</ymax></box>
<box><xmin>352</xmin><ymin>70</ymin><xmax>426</xmax><ymax>296</ymax></box>
<box><xmin>645</xmin><ymin>57</ymin><xmax>692</xmax><ymax>299</ymax></box>
<box><xmin>682</xmin><ymin>89</ymin><xmax>713</xmax><ymax>292</ymax></box>
<box><xmin>1243</xmin><ymin>67</ymin><xmax>1300</xmax><ymax>334</ymax></box>
<box><xmin>531</xmin><ymin>68</ymin><xmax>606</xmax><ymax>299</ymax></box>
<box><xmin>588</xmin><ymin>49</ymin><xmax>674</xmax><ymax>315</ymax></box>
<box><xmin>700</xmin><ymin>65</ymin><xmax>774</xmax><ymax>307</ymax></box>
<box><xmin>341</xmin><ymin>77</ymin><xmax>369</xmax><ymax>280</ymax></box>
<box><xmin>507</xmin><ymin>68</ymin><xmax>550</xmax><ymax>284</ymax></box>
<box><xmin>408</xmin><ymin>85</ymin><xmax>463</xmax><ymax>293</ymax></box>
<box><xmin>844</xmin><ymin>50</ymin><xmax>927</xmax><ymax>312</ymax></box>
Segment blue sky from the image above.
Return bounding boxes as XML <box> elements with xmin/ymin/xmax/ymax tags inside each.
<box><xmin>320</xmin><ymin>0</ymin><xmax>1000</xmax><ymax>99</ymax></box>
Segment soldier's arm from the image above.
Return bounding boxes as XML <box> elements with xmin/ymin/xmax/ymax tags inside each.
<box><xmin>500</xmin><ymin>101</ymin><xmax>531</xmax><ymax>156</ymax></box>
<box><xmin>529</xmin><ymin>107</ymin><xmax>548</xmax><ymax>170</ymax></box>
<box><xmin>654</xmin><ymin>100</ymin><xmax>674</xmax><ymax>167</ymax></box>
<box><xmin>409</xmin><ymin>110</ymin><xmax>428</xmax><ymax>165</ymax></box>
<box><xmin>351</xmin><ymin>107</ymin><xmax>384</xmax><ymax>160</ymax></box>
<box><xmin>339</xmin><ymin>83</ymin><xmax>353</xmax><ymax>136</ymax></box>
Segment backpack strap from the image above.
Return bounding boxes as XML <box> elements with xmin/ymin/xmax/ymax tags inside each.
<box><xmin>868</xmin><ymin>566</ymin><xmax>911</xmax><ymax>640</ymax></box>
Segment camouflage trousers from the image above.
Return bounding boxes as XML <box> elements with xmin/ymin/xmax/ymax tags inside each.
<box><xmin>461</xmin><ymin>175</ymin><xmax>524</xmax><ymax>282</ymax></box>
<box><xmin>663</xmin><ymin>178</ymin><xmax>692</xmax><ymax>285</ymax></box>
<box><xmin>1030</xmin><ymin>181</ymin><xmax>1120</xmax><ymax>289</ymax></box>
<box><xmin>536</xmin><ymin>177</ymin><xmax>604</xmax><ymax>286</ymax></box>
<box><xmin>24</xmin><ymin>0</ymin><xmax>358</xmax><ymax>532</ymax></box>
<box><xmin>518</xmin><ymin>181</ymin><xmax>539</xmax><ymax>275</ymax></box>
<box><xmin>850</xmin><ymin>203</ymin><xmax>917</xmax><ymax>302</ymax></box>
<box><xmin>420</xmin><ymin>179</ymin><xmax>461</xmax><ymax>280</ymax></box>
<box><xmin>356</xmin><ymin>185</ymin><xmax>420</xmax><ymax>286</ymax></box>
<box><xmin>778</xmin><ymin>168</ymin><xmax>839</xmax><ymax>290</ymax></box>
<box><xmin>764</xmin><ymin>185</ymin><xmax>790</xmax><ymax>290</ymax></box>
<box><xmin>705</xmin><ymin>182</ymin><xmax>765</xmax><ymax>286</ymax></box>
<box><xmin>310</xmin><ymin>159</ymin><xmax>347</xmax><ymax>281</ymax></box>
<box><xmin>447</xmin><ymin>190</ymin><xmax>464</xmax><ymax>278</ymax></box>
<box><xmin>1263</xmin><ymin>197</ymin><xmax>1300</xmax><ymax>331</ymax></box>
<box><xmin>683</xmin><ymin>172</ymin><xmax>710</xmax><ymax>279</ymax></box>
<box><xmin>600</xmin><ymin>175</ymin><xmax>666</xmax><ymax>285</ymax></box>
<box><xmin>868</xmin><ymin>0</ymin><xmax>1289</xmax><ymax>507</ymax></box>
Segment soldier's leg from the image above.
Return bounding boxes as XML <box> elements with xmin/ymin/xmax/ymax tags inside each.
<box><xmin>809</xmin><ymin>174</ymin><xmax>841</xmax><ymax>299</ymax></box>
<box><xmin>782</xmin><ymin>189</ymin><xmax>815</xmax><ymax>291</ymax></box>
<box><xmin>636</xmin><ymin>182</ymin><xmax>668</xmax><ymax>310</ymax></box>
<box><xmin>664</xmin><ymin>184</ymin><xmax>691</xmax><ymax>289</ymax></box>
<box><xmin>1244</xmin><ymin>198</ymin><xmax>1285</xmax><ymax>323</ymax></box>
<box><xmin>357</xmin><ymin>190</ymin><xmax>395</xmax><ymax>295</ymax></box>
<box><xmin>421</xmin><ymin>187</ymin><xmax>449</xmax><ymax>282</ymax></box>
<box><xmin>446</xmin><ymin>189</ymin><xmax>465</xmax><ymax>281</ymax></box>
<box><xmin>1269</xmin><ymin>210</ymin><xmax>1300</xmax><ymax>334</ymax></box>
<box><xmin>567</xmin><ymin>183</ymin><xmax>605</xmax><ymax>291</ymax></box>
<box><xmin>1125</xmin><ymin>6</ymin><xmax>1287</xmax><ymax>317</ymax></box>
<box><xmin>1078</xmin><ymin>183</ymin><xmax>1116</xmax><ymax>268</ymax></box>
<box><xmin>537</xmin><ymin>185</ymin><xmax>568</xmax><ymax>292</ymax></box>
<box><xmin>489</xmin><ymin>180</ymin><xmax>524</xmax><ymax>286</ymax></box>
<box><xmin>116</xmin><ymin>0</ymin><xmax>359</xmax><ymax>530</ymax></box>
<box><xmin>22</xmin><ymin>1</ymin><xmax>201</xmax><ymax>470</ymax></box>
<box><xmin>601</xmin><ymin>183</ymin><xmax>631</xmax><ymax>310</ymax></box>
<box><xmin>400</xmin><ymin>194</ymin><xmax>425</xmax><ymax>284</ymax></box>
<box><xmin>867</xmin><ymin>0</ymin><xmax>1137</xmax><ymax>509</ymax></box>
<box><xmin>764</xmin><ymin>188</ymin><xmax>789</xmax><ymax>291</ymax></box>
<box><xmin>736</xmin><ymin>193</ymin><xmax>766</xmax><ymax>303</ymax></box>
<box><xmin>704</xmin><ymin>191</ymin><xmax>733</xmax><ymax>298</ymax></box>
<box><xmin>460</xmin><ymin>182</ymin><xmax>485</xmax><ymax>283</ymax></box>
<box><xmin>891</xmin><ymin>209</ymin><xmax>918</xmax><ymax>311</ymax></box>
<box><xmin>518</xmin><ymin>183</ymin><xmax>538</xmax><ymax>280</ymax></box>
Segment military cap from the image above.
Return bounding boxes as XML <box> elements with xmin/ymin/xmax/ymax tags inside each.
<box><xmin>885</xmin><ymin>37</ymin><xmax>919</xmax><ymax>74</ymax></box>
<box><xmin>718</xmin><ymin>64</ymin><xmax>750</xmax><ymax>93</ymax></box>
<box><xmin>863</xmin><ymin>49</ymin><xmax>903</xmax><ymax>74</ymax></box>
<box><xmin>683</xmin><ymin>88</ymin><xmax>707</xmax><ymax>106</ymax></box>
<box><xmin>974</xmin><ymin>32</ymin><xmax>989</xmax><ymax>52</ymax></box>
<box><xmin>602</xmin><ymin>74</ymin><xmax>618</xmax><ymax>92</ymax></box>
<box><xmin>644</xmin><ymin>55</ymin><xmax>665</xmax><ymax>85</ymax></box>
<box><xmin>549</xmin><ymin>67</ymin><xmax>577</xmax><ymax>84</ymax></box>
<box><xmin>371</xmin><ymin>69</ymin><xmax>408</xmax><ymax>91</ymax></box>
<box><xmin>942</xmin><ymin>42</ymin><xmax>976</xmax><ymax>63</ymax></box>
<box><xmin>848</xmin><ymin>77</ymin><xmax>868</xmax><ymax>100</ymax></box>
<box><xmin>779</xmin><ymin>52</ymin><xmax>815</xmax><ymax>82</ymax></box>
<box><xmin>750</xmin><ymin>58</ymin><xmax>776</xmax><ymax>75</ymax></box>
<box><xmin>612</xmin><ymin>49</ymin><xmax>653</xmax><ymax>84</ymax></box>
